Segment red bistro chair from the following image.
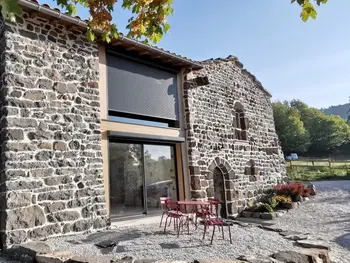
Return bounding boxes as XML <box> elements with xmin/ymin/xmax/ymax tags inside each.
<box><xmin>178</xmin><ymin>203</ymin><xmax>192</xmax><ymax>235</ymax></box>
<box><xmin>159</xmin><ymin>197</ymin><xmax>171</xmax><ymax>227</ymax></box>
<box><xmin>163</xmin><ymin>201</ymin><xmax>183</xmax><ymax>237</ymax></box>
<box><xmin>202</xmin><ymin>208</ymin><xmax>232</xmax><ymax>245</ymax></box>
<box><xmin>195</xmin><ymin>203</ymin><xmax>209</xmax><ymax>229</ymax></box>
<box><xmin>208</xmin><ymin>198</ymin><xmax>220</xmax><ymax>218</ymax></box>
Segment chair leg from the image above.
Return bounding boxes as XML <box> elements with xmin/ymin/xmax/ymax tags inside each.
<box><xmin>187</xmin><ymin>217</ymin><xmax>190</xmax><ymax>235</ymax></box>
<box><xmin>202</xmin><ymin>225</ymin><xmax>207</xmax><ymax>240</ymax></box>
<box><xmin>210</xmin><ymin>225</ymin><xmax>216</xmax><ymax>245</ymax></box>
<box><xmin>177</xmin><ymin>218</ymin><xmax>181</xmax><ymax>237</ymax></box>
<box><xmin>228</xmin><ymin>225</ymin><xmax>232</xmax><ymax>244</ymax></box>
<box><xmin>222</xmin><ymin>226</ymin><xmax>225</xmax><ymax>240</ymax></box>
<box><xmin>164</xmin><ymin>216</ymin><xmax>169</xmax><ymax>234</ymax></box>
<box><xmin>159</xmin><ymin>213</ymin><xmax>165</xmax><ymax>228</ymax></box>
<box><xmin>168</xmin><ymin>217</ymin><xmax>172</xmax><ymax>227</ymax></box>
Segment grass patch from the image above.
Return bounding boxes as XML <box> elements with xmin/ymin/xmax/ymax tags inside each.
<box><xmin>287</xmin><ymin>166</ymin><xmax>350</xmax><ymax>181</ymax></box>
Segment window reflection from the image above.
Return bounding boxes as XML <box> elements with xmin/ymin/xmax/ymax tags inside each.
<box><xmin>108</xmin><ymin>116</ymin><xmax>169</xmax><ymax>128</ymax></box>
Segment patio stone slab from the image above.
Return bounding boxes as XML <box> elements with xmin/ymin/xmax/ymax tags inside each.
<box><xmin>11</xmin><ymin>242</ymin><xmax>53</xmax><ymax>258</ymax></box>
<box><xmin>296</xmin><ymin>240</ymin><xmax>330</xmax><ymax>250</ymax></box>
<box><xmin>271</xmin><ymin>248</ymin><xmax>332</xmax><ymax>263</ymax></box>
<box><xmin>36</xmin><ymin>252</ymin><xmax>133</xmax><ymax>263</ymax></box>
<box><xmin>279</xmin><ymin>231</ymin><xmax>309</xmax><ymax>241</ymax></box>
<box><xmin>194</xmin><ymin>260</ymin><xmax>246</xmax><ymax>263</ymax></box>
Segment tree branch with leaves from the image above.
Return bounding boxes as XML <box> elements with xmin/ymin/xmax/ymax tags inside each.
<box><xmin>0</xmin><ymin>0</ymin><xmax>173</xmax><ymax>43</ymax></box>
<box><xmin>0</xmin><ymin>0</ymin><xmax>327</xmax><ymax>43</ymax></box>
<box><xmin>291</xmin><ymin>0</ymin><xmax>328</xmax><ymax>22</ymax></box>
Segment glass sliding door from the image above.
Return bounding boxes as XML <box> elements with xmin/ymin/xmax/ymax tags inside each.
<box><xmin>144</xmin><ymin>145</ymin><xmax>177</xmax><ymax>213</ymax></box>
<box><xmin>109</xmin><ymin>141</ymin><xmax>178</xmax><ymax>219</ymax></box>
<box><xmin>109</xmin><ymin>142</ymin><xmax>145</xmax><ymax>218</ymax></box>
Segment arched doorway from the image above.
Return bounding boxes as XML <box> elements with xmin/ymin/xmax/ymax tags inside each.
<box><xmin>213</xmin><ymin>167</ymin><xmax>225</xmax><ymax>203</ymax></box>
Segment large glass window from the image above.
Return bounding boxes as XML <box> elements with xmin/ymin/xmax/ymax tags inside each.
<box><xmin>109</xmin><ymin>142</ymin><xmax>178</xmax><ymax>219</ymax></box>
<box><xmin>109</xmin><ymin>143</ymin><xmax>144</xmax><ymax>218</ymax></box>
<box><xmin>144</xmin><ymin>145</ymin><xmax>177</xmax><ymax>213</ymax></box>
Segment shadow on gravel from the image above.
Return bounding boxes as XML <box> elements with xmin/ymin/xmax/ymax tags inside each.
<box><xmin>335</xmin><ymin>230</ymin><xmax>350</xmax><ymax>249</ymax></box>
<box><xmin>160</xmin><ymin>242</ymin><xmax>180</xmax><ymax>249</ymax></box>
<box><xmin>82</xmin><ymin>230</ymin><xmax>142</xmax><ymax>243</ymax></box>
<box><xmin>314</xmin><ymin>196</ymin><xmax>350</xmax><ymax>205</ymax></box>
<box><xmin>65</xmin><ymin>229</ymin><xmax>144</xmax><ymax>254</ymax></box>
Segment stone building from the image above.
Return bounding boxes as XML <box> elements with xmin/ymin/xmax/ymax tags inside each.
<box><xmin>0</xmin><ymin>0</ymin><xmax>286</xmax><ymax>248</ymax></box>
<box><xmin>184</xmin><ymin>58</ymin><xmax>287</xmax><ymax>216</ymax></box>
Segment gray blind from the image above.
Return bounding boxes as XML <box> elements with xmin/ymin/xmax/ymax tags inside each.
<box><xmin>107</xmin><ymin>55</ymin><xmax>179</xmax><ymax>121</ymax></box>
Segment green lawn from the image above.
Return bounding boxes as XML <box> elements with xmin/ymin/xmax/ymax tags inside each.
<box><xmin>287</xmin><ymin>159</ymin><xmax>350</xmax><ymax>181</ymax></box>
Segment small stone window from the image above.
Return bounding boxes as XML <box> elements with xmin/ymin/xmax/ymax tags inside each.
<box><xmin>245</xmin><ymin>160</ymin><xmax>259</xmax><ymax>182</ymax></box>
<box><xmin>233</xmin><ymin>102</ymin><xmax>248</xmax><ymax>140</ymax></box>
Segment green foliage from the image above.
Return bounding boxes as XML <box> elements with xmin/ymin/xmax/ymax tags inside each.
<box><xmin>1</xmin><ymin>0</ymin><xmax>328</xmax><ymax>44</ymax></box>
<box><xmin>322</xmin><ymin>103</ymin><xmax>350</xmax><ymax>121</ymax></box>
<box><xmin>288</xmin><ymin>165</ymin><xmax>350</xmax><ymax>181</ymax></box>
<box><xmin>273</xmin><ymin>100</ymin><xmax>350</xmax><ymax>156</ymax></box>
<box><xmin>261</xmin><ymin>203</ymin><xmax>274</xmax><ymax>213</ymax></box>
<box><xmin>291</xmin><ymin>0</ymin><xmax>328</xmax><ymax>22</ymax></box>
<box><xmin>272</xmin><ymin>101</ymin><xmax>310</xmax><ymax>153</ymax></box>
<box><xmin>268</xmin><ymin>196</ymin><xmax>278</xmax><ymax>209</ymax></box>
<box><xmin>1</xmin><ymin>0</ymin><xmax>173</xmax><ymax>44</ymax></box>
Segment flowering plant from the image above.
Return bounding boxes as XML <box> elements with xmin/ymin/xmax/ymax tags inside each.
<box><xmin>275</xmin><ymin>195</ymin><xmax>292</xmax><ymax>203</ymax></box>
<box><xmin>274</xmin><ymin>183</ymin><xmax>306</xmax><ymax>198</ymax></box>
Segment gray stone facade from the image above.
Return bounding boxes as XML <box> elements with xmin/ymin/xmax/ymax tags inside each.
<box><xmin>0</xmin><ymin>13</ymin><xmax>108</xmax><ymax>247</ymax></box>
<box><xmin>0</xmin><ymin>6</ymin><xmax>287</xmax><ymax>247</ymax></box>
<box><xmin>184</xmin><ymin>56</ymin><xmax>287</xmax><ymax>216</ymax></box>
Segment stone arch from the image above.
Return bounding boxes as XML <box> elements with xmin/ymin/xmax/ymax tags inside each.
<box><xmin>207</xmin><ymin>157</ymin><xmax>233</xmax><ymax>218</ymax></box>
<box><xmin>234</xmin><ymin>101</ymin><xmax>244</xmax><ymax>111</ymax></box>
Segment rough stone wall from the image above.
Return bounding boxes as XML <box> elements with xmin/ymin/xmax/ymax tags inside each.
<box><xmin>184</xmin><ymin>56</ymin><xmax>287</xmax><ymax>216</ymax></box>
<box><xmin>0</xmin><ymin>13</ymin><xmax>108</xmax><ymax>247</ymax></box>
<box><xmin>0</xmin><ymin>15</ymin><xmax>8</xmax><ymax>246</ymax></box>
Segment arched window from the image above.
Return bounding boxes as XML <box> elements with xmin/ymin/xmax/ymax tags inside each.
<box><xmin>234</xmin><ymin>102</ymin><xmax>248</xmax><ymax>140</ymax></box>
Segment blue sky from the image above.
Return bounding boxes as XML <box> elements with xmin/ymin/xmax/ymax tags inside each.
<box><xmin>39</xmin><ymin>0</ymin><xmax>350</xmax><ymax>108</ymax></box>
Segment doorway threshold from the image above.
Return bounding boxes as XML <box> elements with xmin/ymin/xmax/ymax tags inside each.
<box><xmin>110</xmin><ymin>214</ymin><xmax>161</xmax><ymax>227</ymax></box>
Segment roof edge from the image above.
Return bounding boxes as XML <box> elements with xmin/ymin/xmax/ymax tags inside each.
<box><xmin>17</xmin><ymin>0</ymin><xmax>203</xmax><ymax>70</ymax></box>
<box><xmin>201</xmin><ymin>55</ymin><xmax>272</xmax><ymax>97</ymax></box>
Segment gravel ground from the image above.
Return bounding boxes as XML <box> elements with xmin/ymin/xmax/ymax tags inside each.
<box><xmin>273</xmin><ymin>180</ymin><xmax>350</xmax><ymax>263</ymax></box>
<box><xmin>47</xmin><ymin>221</ymin><xmax>293</xmax><ymax>261</ymax></box>
<box><xmin>2</xmin><ymin>180</ymin><xmax>350</xmax><ymax>262</ymax></box>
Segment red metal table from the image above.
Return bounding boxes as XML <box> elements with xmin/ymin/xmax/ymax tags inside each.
<box><xmin>177</xmin><ymin>201</ymin><xmax>210</xmax><ymax>213</ymax></box>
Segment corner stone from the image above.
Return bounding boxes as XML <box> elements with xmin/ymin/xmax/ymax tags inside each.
<box><xmin>6</xmin><ymin>205</ymin><xmax>45</xmax><ymax>230</ymax></box>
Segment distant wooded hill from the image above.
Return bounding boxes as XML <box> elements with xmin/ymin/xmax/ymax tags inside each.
<box><xmin>322</xmin><ymin>103</ymin><xmax>350</xmax><ymax>120</ymax></box>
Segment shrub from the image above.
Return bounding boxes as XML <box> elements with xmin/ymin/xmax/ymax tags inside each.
<box><xmin>275</xmin><ymin>195</ymin><xmax>292</xmax><ymax>203</ymax></box>
<box><xmin>268</xmin><ymin>196</ymin><xmax>279</xmax><ymax>209</ymax></box>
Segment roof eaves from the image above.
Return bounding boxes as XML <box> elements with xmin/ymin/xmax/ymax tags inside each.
<box><xmin>17</xmin><ymin>0</ymin><xmax>202</xmax><ymax>70</ymax></box>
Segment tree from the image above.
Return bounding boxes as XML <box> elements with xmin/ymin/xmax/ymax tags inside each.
<box><xmin>348</xmin><ymin>97</ymin><xmax>350</xmax><ymax>124</ymax></box>
<box><xmin>272</xmin><ymin>101</ymin><xmax>310</xmax><ymax>154</ymax></box>
<box><xmin>273</xmin><ymin>100</ymin><xmax>350</xmax><ymax>157</ymax></box>
<box><xmin>0</xmin><ymin>0</ymin><xmax>328</xmax><ymax>43</ymax></box>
